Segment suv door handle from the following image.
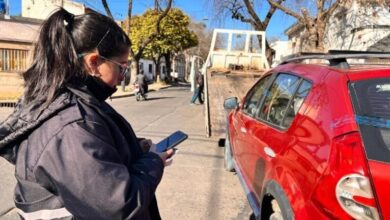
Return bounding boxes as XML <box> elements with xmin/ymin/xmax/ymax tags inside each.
<box><xmin>264</xmin><ymin>147</ymin><xmax>276</xmax><ymax>158</ymax></box>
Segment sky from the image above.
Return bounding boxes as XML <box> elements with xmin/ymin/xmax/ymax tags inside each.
<box><xmin>8</xmin><ymin>0</ymin><xmax>296</xmax><ymax>40</ymax></box>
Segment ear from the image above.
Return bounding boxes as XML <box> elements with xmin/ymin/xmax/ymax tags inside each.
<box><xmin>83</xmin><ymin>52</ymin><xmax>100</xmax><ymax>74</ymax></box>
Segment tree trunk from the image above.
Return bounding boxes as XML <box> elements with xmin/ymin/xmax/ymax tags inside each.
<box><xmin>163</xmin><ymin>53</ymin><xmax>172</xmax><ymax>82</ymax></box>
<box><xmin>184</xmin><ymin>51</ymin><xmax>191</xmax><ymax>82</ymax></box>
<box><xmin>265</xmin><ymin>40</ymin><xmax>274</xmax><ymax>68</ymax></box>
<box><xmin>152</xmin><ymin>56</ymin><xmax>161</xmax><ymax>83</ymax></box>
<box><xmin>130</xmin><ymin>59</ymin><xmax>139</xmax><ymax>84</ymax></box>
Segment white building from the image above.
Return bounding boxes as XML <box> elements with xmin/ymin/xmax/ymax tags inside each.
<box><xmin>285</xmin><ymin>1</ymin><xmax>390</xmax><ymax>53</ymax></box>
<box><xmin>22</xmin><ymin>0</ymin><xmax>86</xmax><ymax>20</ymax></box>
<box><xmin>270</xmin><ymin>40</ymin><xmax>290</xmax><ymax>67</ymax></box>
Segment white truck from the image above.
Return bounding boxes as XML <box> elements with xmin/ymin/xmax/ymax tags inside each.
<box><xmin>201</xmin><ymin>29</ymin><xmax>270</xmax><ymax>139</ymax></box>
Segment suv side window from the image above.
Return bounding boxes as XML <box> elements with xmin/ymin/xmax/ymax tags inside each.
<box><xmin>257</xmin><ymin>74</ymin><xmax>300</xmax><ymax>126</ymax></box>
<box><xmin>242</xmin><ymin>75</ymin><xmax>272</xmax><ymax>116</ymax></box>
<box><xmin>282</xmin><ymin>80</ymin><xmax>312</xmax><ymax>128</ymax></box>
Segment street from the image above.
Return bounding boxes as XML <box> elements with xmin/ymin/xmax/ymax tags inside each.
<box><xmin>0</xmin><ymin>85</ymin><xmax>253</xmax><ymax>220</ymax></box>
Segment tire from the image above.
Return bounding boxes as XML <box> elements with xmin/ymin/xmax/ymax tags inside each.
<box><xmin>136</xmin><ymin>94</ymin><xmax>140</xmax><ymax>101</ymax></box>
<box><xmin>263</xmin><ymin>181</ymin><xmax>294</xmax><ymax>220</ymax></box>
<box><xmin>224</xmin><ymin>133</ymin><xmax>235</xmax><ymax>172</ymax></box>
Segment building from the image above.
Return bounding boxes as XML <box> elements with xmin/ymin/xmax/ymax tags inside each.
<box><xmin>0</xmin><ymin>0</ymin><xmax>110</xmax><ymax>101</ymax></box>
<box><xmin>285</xmin><ymin>1</ymin><xmax>390</xmax><ymax>53</ymax></box>
<box><xmin>0</xmin><ymin>15</ymin><xmax>41</xmax><ymax>100</ymax></box>
<box><xmin>270</xmin><ymin>40</ymin><xmax>290</xmax><ymax>67</ymax></box>
<box><xmin>22</xmin><ymin>0</ymin><xmax>86</xmax><ymax>20</ymax></box>
<box><xmin>325</xmin><ymin>1</ymin><xmax>390</xmax><ymax>52</ymax></box>
<box><xmin>138</xmin><ymin>58</ymin><xmax>167</xmax><ymax>81</ymax></box>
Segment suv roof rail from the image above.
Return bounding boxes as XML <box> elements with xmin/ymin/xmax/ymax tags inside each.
<box><xmin>281</xmin><ymin>50</ymin><xmax>390</xmax><ymax>69</ymax></box>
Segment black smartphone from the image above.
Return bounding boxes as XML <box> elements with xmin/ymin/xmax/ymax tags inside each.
<box><xmin>156</xmin><ymin>130</ymin><xmax>188</xmax><ymax>152</ymax></box>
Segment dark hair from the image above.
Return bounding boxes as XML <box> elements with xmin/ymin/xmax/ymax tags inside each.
<box><xmin>23</xmin><ymin>8</ymin><xmax>130</xmax><ymax>105</ymax></box>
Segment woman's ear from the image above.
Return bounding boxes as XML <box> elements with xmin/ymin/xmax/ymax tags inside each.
<box><xmin>83</xmin><ymin>52</ymin><xmax>101</xmax><ymax>76</ymax></box>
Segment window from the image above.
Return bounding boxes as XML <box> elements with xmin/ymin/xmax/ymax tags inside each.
<box><xmin>0</xmin><ymin>48</ymin><xmax>29</xmax><ymax>72</ymax></box>
<box><xmin>282</xmin><ymin>80</ymin><xmax>312</xmax><ymax>128</ymax></box>
<box><xmin>257</xmin><ymin>74</ymin><xmax>300</xmax><ymax>126</ymax></box>
<box><xmin>242</xmin><ymin>75</ymin><xmax>272</xmax><ymax>116</ymax></box>
<box><xmin>350</xmin><ymin>78</ymin><xmax>390</xmax><ymax>163</ymax></box>
<box><xmin>148</xmin><ymin>64</ymin><xmax>153</xmax><ymax>73</ymax></box>
<box><xmin>231</xmin><ymin>33</ymin><xmax>246</xmax><ymax>52</ymax></box>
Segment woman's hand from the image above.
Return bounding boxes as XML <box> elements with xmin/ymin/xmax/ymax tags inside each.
<box><xmin>139</xmin><ymin>139</ymin><xmax>174</xmax><ymax>166</ymax></box>
<box><xmin>158</xmin><ymin>148</ymin><xmax>175</xmax><ymax>166</ymax></box>
<box><xmin>139</xmin><ymin>139</ymin><xmax>153</xmax><ymax>153</ymax></box>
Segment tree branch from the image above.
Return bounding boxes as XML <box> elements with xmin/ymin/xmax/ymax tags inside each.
<box><xmin>267</xmin><ymin>0</ymin><xmax>304</xmax><ymax>23</ymax></box>
<box><xmin>322</xmin><ymin>0</ymin><xmax>341</xmax><ymax>21</ymax></box>
<box><xmin>317</xmin><ymin>0</ymin><xmax>325</xmax><ymax>16</ymax></box>
<box><xmin>127</xmin><ymin>0</ymin><xmax>135</xmax><ymax>57</ymax></box>
<box><xmin>243</xmin><ymin>0</ymin><xmax>265</xmax><ymax>30</ymax></box>
<box><xmin>263</xmin><ymin>0</ymin><xmax>284</xmax><ymax>28</ymax></box>
<box><xmin>136</xmin><ymin>0</ymin><xmax>173</xmax><ymax>58</ymax></box>
<box><xmin>101</xmin><ymin>0</ymin><xmax>113</xmax><ymax>19</ymax></box>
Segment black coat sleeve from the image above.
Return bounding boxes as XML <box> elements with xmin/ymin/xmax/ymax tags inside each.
<box><xmin>33</xmin><ymin>122</ymin><xmax>164</xmax><ymax>220</ymax></box>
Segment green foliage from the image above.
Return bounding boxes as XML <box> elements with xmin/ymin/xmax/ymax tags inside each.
<box><xmin>127</xmin><ymin>8</ymin><xmax>198</xmax><ymax>61</ymax></box>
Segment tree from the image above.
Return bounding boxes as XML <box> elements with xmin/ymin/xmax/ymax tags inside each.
<box><xmin>102</xmin><ymin>0</ymin><xmax>173</xmax><ymax>85</ymax></box>
<box><xmin>268</xmin><ymin>0</ymin><xmax>388</xmax><ymax>52</ymax></box>
<box><xmin>141</xmin><ymin>8</ymin><xmax>199</xmax><ymax>81</ymax></box>
<box><xmin>187</xmin><ymin>21</ymin><xmax>212</xmax><ymax>60</ymax></box>
<box><xmin>211</xmin><ymin>0</ymin><xmax>283</xmax><ymax>65</ymax></box>
<box><xmin>267</xmin><ymin>0</ymin><xmax>340</xmax><ymax>52</ymax></box>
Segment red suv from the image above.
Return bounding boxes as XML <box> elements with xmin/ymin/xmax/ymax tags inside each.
<box><xmin>224</xmin><ymin>52</ymin><xmax>390</xmax><ymax>220</ymax></box>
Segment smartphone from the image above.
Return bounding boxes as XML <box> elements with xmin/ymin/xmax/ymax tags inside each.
<box><xmin>156</xmin><ymin>130</ymin><xmax>188</xmax><ymax>152</ymax></box>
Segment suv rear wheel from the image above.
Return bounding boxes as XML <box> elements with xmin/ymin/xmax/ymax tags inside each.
<box><xmin>262</xmin><ymin>181</ymin><xmax>294</xmax><ymax>220</ymax></box>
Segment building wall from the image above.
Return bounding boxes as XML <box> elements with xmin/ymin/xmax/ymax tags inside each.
<box><xmin>0</xmin><ymin>18</ymin><xmax>40</xmax><ymax>100</ymax></box>
<box><xmin>286</xmin><ymin>1</ymin><xmax>390</xmax><ymax>53</ymax></box>
<box><xmin>139</xmin><ymin>59</ymin><xmax>155</xmax><ymax>81</ymax></box>
<box><xmin>22</xmin><ymin>0</ymin><xmax>85</xmax><ymax>19</ymax></box>
<box><xmin>270</xmin><ymin>41</ymin><xmax>290</xmax><ymax>67</ymax></box>
<box><xmin>325</xmin><ymin>2</ymin><xmax>390</xmax><ymax>52</ymax></box>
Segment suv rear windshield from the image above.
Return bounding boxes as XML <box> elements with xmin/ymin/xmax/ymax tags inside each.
<box><xmin>350</xmin><ymin>78</ymin><xmax>390</xmax><ymax>163</ymax></box>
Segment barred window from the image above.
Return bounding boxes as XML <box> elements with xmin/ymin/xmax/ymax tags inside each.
<box><xmin>0</xmin><ymin>48</ymin><xmax>29</xmax><ymax>72</ymax></box>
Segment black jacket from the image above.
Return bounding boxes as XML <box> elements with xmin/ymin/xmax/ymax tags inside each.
<box><xmin>0</xmin><ymin>77</ymin><xmax>164</xmax><ymax>220</ymax></box>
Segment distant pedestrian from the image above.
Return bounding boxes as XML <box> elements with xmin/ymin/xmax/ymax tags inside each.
<box><xmin>0</xmin><ymin>8</ymin><xmax>173</xmax><ymax>220</ymax></box>
<box><xmin>135</xmin><ymin>69</ymin><xmax>148</xmax><ymax>95</ymax></box>
<box><xmin>191</xmin><ymin>73</ymin><xmax>204</xmax><ymax>104</ymax></box>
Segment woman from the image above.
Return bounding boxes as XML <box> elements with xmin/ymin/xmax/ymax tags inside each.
<box><xmin>0</xmin><ymin>8</ymin><xmax>173</xmax><ymax>220</ymax></box>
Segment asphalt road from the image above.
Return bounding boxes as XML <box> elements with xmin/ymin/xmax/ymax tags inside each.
<box><xmin>0</xmin><ymin>85</ymin><xmax>253</xmax><ymax>220</ymax></box>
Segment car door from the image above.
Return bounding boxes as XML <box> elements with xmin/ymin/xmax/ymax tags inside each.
<box><xmin>247</xmin><ymin>73</ymin><xmax>303</xmax><ymax>197</ymax></box>
<box><xmin>232</xmin><ymin>74</ymin><xmax>273</xmax><ymax>188</ymax></box>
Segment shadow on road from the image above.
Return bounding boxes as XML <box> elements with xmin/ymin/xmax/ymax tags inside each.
<box><xmin>144</xmin><ymin>97</ymin><xmax>175</xmax><ymax>101</ymax></box>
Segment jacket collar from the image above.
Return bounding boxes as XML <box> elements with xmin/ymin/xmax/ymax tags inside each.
<box><xmin>84</xmin><ymin>76</ymin><xmax>117</xmax><ymax>101</ymax></box>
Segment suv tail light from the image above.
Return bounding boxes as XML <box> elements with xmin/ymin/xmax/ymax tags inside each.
<box><xmin>336</xmin><ymin>174</ymin><xmax>379</xmax><ymax>220</ymax></box>
<box><xmin>313</xmin><ymin>132</ymin><xmax>380</xmax><ymax>220</ymax></box>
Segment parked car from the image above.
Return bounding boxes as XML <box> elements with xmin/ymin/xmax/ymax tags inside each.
<box><xmin>224</xmin><ymin>52</ymin><xmax>390</xmax><ymax>220</ymax></box>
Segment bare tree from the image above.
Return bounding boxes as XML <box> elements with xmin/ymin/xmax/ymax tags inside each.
<box><xmin>267</xmin><ymin>0</ymin><xmax>342</xmax><ymax>52</ymax></box>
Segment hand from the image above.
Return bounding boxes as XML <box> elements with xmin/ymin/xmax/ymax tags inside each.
<box><xmin>139</xmin><ymin>139</ymin><xmax>153</xmax><ymax>153</ymax></box>
<box><xmin>158</xmin><ymin>148</ymin><xmax>175</xmax><ymax>167</ymax></box>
